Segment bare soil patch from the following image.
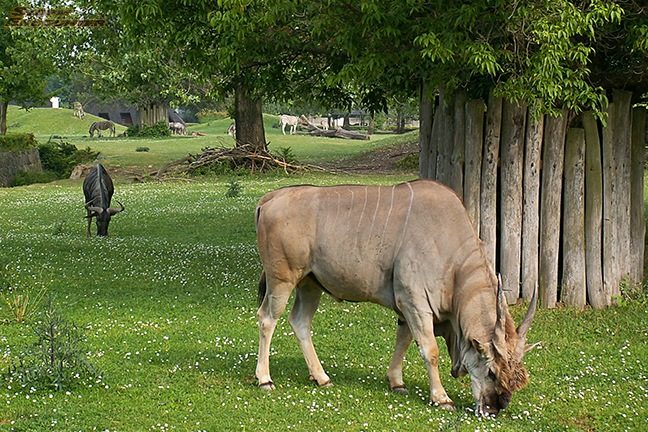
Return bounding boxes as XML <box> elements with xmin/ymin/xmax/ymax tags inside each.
<box><xmin>319</xmin><ymin>139</ymin><xmax>419</xmax><ymax>175</ymax></box>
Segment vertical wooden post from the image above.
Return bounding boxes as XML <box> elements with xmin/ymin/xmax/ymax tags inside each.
<box><xmin>480</xmin><ymin>93</ymin><xmax>503</xmax><ymax>269</ymax></box>
<box><xmin>603</xmin><ymin>90</ymin><xmax>632</xmax><ymax>301</ymax></box>
<box><xmin>464</xmin><ymin>99</ymin><xmax>486</xmax><ymax>234</ymax></box>
<box><xmin>562</xmin><ymin>128</ymin><xmax>587</xmax><ymax>308</ymax></box>
<box><xmin>614</xmin><ymin>91</ymin><xmax>633</xmax><ymax>286</ymax></box>
<box><xmin>630</xmin><ymin>106</ymin><xmax>646</xmax><ymax>285</ymax></box>
<box><xmin>521</xmin><ymin>108</ymin><xmax>544</xmax><ymax>301</ymax></box>
<box><xmin>499</xmin><ymin>100</ymin><xmax>526</xmax><ymax>303</ymax></box>
<box><xmin>419</xmin><ymin>81</ymin><xmax>434</xmax><ymax>179</ymax></box>
<box><xmin>449</xmin><ymin>92</ymin><xmax>467</xmax><ymax>197</ymax></box>
<box><xmin>435</xmin><ymin>89</ymin><xmax>455</xmax><ymax>187</ymax></box>
<box><xmin>583</xmin><ymin>112</ymin><xmax>606</xmax><ymax>308</ymax></box>
<box><xmin>539</xmin><ymin>110</ymin><xmax>568</xmax><ymax>308</ymax></box>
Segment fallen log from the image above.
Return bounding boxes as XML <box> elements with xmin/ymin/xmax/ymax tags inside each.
<box><xmin>299</xmin><ymin>115</ymin><xmax>370</xmax><ymax>140</ymax></box>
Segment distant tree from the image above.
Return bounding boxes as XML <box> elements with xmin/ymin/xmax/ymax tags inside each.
<box><xmin>0</xmin><ymin>0</ymin><xmax>96</xmax><ymax>135</ymax></box>
<box><xmin>0</xmin><ymin>0</ymin><xmax>53</xmax><ymax>134</ymax></box>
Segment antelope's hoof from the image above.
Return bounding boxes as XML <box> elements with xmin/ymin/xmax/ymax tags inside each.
<box><xmin>433</xmin><ymin>401</ymin><xmax>456</xmax><ymax>411</ymax></box>
<box><xmin>258</xmin><ymin>381</ymin><xmax>275</xmax><ymax>391</ymax></box>
<box><xmin>390</xmin><ymin>385</ymin><xmax>409</xmax><ymax>395</ymax></box>
<box><xmin>309</xmin><ymin>375</ymin><xmax>333</xmax><ymax>387</ymax></box>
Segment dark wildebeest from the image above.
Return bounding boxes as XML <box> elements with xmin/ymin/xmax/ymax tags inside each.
<box><xmin>254</xmin><ymin>180</ymin><xmax>537</xmax><ymax>416</ymax></box>
<box><xmin>83</xmin><ymin>164</ymin><xmax>124</xmax><ymax>237</ymax></box>
<box><xmin>89</xmin><ymin>121</ymin><xmax>115</xmax><ymax>137</ymax></box>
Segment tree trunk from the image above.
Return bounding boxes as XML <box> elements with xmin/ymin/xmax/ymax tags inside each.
<box><xmin>499</xmin><ymin>100</ymin><xmax>526</xmax><ymax>303</ymax></box>
<box><xmin>583</xmin><ymin>111</ymin><xmax>606</xmax><ymax>308</ymax></box>
<box><xmin>342</xmin><ymin>114</ymin><xmax>351</xmax><ymax>130</ymax></box>
<box><xmin>0</xmin><ymin>100</ymin><xmax>8</xmax><ymax>135</ymax></box>
<box><xmin>418</xmin><ymin>81</ymin><xmax>434</xmax><ymax>179</ymax></box>
<box><xmin>630</xmin><ymin>106</ymin><xmax>646</xmax><ymax>285</ymax></box>
<box><xmin>521</xmin><ymin>108</ymin><xmax>544</xmax><ymax>301</ymax></box>
<box><xmin>137</xmin><ymin>102</ymin><xmax>168</xmax><ymax>127</ymax></box>
<box><xmin>464</xmin><ymin>99</ymin><xmax>485</xmax><ymax>234</ymax></box>
<box><xmin>539</xmin><ymin>110</ymin><xmax>568</xmax><ymax>308</ymax></box>
<box><xmin>235</xmin><ymin>85</ymin><xmax>267</xmax><ymax>150</ymax></box>
<box><xmin>562</xmin><ymin>128</ymin><xmax>587</xmax><ymax>309</ymax></box>
<box><xmin>480</xmin><ymin>92</ymin><xmax>503</xmax><ymax>269</ymax></box>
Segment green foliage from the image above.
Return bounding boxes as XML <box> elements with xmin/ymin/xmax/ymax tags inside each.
<box><xmin>0</xmin><ymin>132</ymin><xmax>37</xmax><ymax>152</ymax></box>
<box><xmin>126</xmin><ymin>121</ymin><xmax>171</xmax><ymax>138</ymax></box>
<box><xmin>36</xmin><ymin>138</ymin><xmax>99</xmax><ymax>180</ymax></box>
<box><xmin>135</xmin><ymin>146</ymin><xmax>150</xmax><ymax>152</ymax></box>
<box><xmin>12</xmin><ymin>169</ymin><xmax>58</xmax><ymax>186</ymax></box>
<box><xmin>273</xmin><ymin>146</ymin><xmax>297</xmax><ymax>165</ymax></box>
<box><xmin>397</xmin><ymin>153</ymin><xmax>419</xmax><ymax>170</ymax></box>
<box><xmin>196</xmin><ymin>110</ymin><xmax>229</xmax><ymax>123</ymax></box>
<box><xmin>225</xmin><ymin>179</ymin><xmax>243</xmax><ymax>197</ymax></box>
<box><xmin>5</xmin><ymin>297</ymin><xmax>100</xmax><ymax>391</ymax></box>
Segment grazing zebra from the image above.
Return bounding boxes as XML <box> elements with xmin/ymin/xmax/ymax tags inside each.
<box><xmin>89</xmin><ymin>121</ymin><xmax>115</xmax><ymax>138</ymax></box>
<box><xmin>227</xmin><ymin>122</ymin><xmax>236</xmax><ymax>136</ymax></box>
<box><xmin>73</xmin><ymin>102</ymin><xmax>85</xmax><ymax>120</ymax></box>
<box><xmin>279</xmin><ymin>115</ymin><xmax>301</xmax><ymax>135</ymax></box>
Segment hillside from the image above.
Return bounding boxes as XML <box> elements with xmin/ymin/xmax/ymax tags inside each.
<box><xmin>6</xmin><ymin>105</ymin><xmax>129</xmax><ymax>139</ymax></box>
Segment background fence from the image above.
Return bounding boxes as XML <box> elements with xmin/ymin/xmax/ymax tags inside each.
<box><xmin>419</xmin><ymin>88</ymin><xmax>645</xmax><ymax>308</ymax></box>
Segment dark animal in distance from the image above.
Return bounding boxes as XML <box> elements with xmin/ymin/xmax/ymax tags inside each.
<box><xmin>83</xmin><ymin>164</ymin><xmax>124</xmax><ymax>236</ymax></box>
<box><xmin>254</xmin><ymin>180</ymin><xmax>538</xmax><ymax>416</ymax></box>
<box><xmin>89</xmin><ymin>121</ymin><xmax>115</xmax><ymax>137</ymax></box>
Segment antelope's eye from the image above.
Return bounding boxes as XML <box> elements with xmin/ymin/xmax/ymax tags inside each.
<box><xmin>488</xmin><ymin>369</ymin><xmax>496</xmax><ymax>380</ymax></box>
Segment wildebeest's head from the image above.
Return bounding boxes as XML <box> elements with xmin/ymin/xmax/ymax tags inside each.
<box><xmin>456</xmin><ymin>279</ymin><xmax>538</xmax><ymax>416</ymax></box>
<box><xmin>85</xmin><ymin>200</ymin><xmax>124</xmax><ymax>237</ymax></box>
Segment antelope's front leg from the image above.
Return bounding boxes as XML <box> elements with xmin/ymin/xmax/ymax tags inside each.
<box><xmin>403</xmin><ymin>309</ymin><xmax>455</xmax><ymax>410</ymax></box>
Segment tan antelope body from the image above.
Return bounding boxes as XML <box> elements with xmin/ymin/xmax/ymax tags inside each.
<box><xmin>255</xmin><ymin>180</ymin><xmax>537</xmax><ymax>415</ymax></box>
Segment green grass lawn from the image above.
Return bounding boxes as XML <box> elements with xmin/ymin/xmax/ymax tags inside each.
<box><xmin>1</xmin><ymin>107</ymin><xmax>647</xmax><ymax>431</ymax></box>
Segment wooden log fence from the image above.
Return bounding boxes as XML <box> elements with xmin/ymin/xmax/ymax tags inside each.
<box><xmin>419</xmin><ymin>89</ymin><xmax>646</xmax><ymax>308</ymax></box>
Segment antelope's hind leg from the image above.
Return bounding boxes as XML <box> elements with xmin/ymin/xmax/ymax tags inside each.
<box><xmin>256</xmin><ymin>275</ymin><xmax>295</xmax><ymax>390</ymax></box>
<box><xmin>289</xmin><ymin>277</ymin><xmax>330</xmax><ymax>387</ymax></box>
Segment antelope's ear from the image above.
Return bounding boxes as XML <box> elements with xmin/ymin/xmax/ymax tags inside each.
<box><xmin>472</xmin><ymin>339</ymin><xmax>495</xmax><ymax>362</ymax></box>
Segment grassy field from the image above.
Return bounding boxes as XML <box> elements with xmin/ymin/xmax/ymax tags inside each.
<box><xmin>5</xmin><ymin>105</ymin><xmax>405</xmax><ymax>169</ymax></box>
<box><xmin>1</xmin><ymin>109</ymin><xmax>647</xmax><ymax>431</ymax></box>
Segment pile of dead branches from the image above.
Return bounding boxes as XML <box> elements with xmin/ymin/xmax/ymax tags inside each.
<box><xmin>151</xmin><ymin>144</ymin><xmax>311</xmax><ymax>178</ymax></box>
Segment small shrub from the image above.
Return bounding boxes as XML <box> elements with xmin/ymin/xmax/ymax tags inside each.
<box><xmin>0</xmin><ymin>264</ymin><xmax>49</xmax><ymax>323</ymax></box>
<box><xmin>274</xmin><ymin>146</ymin><xmax>297</xmax><ymax>165</ymax></box>
<box><xmin>12</xmin><ymin>170</ymin><xmax>58</xmax><ymax>186</ymax></box>
<box><xmin>396</xmin><ymin>153</ymin><xmax>419</xmax><ymax>170</ymax></box>
<box><xmin>226</xmin><ymin>179</ymin><xmax>243</xmax><ymax>197</ymax></box>
<box><xmin>5</xmin><ymin>298</ymin><xmax>100</xmax><ymax>391</ymax></box>
<box><xmin>196</xmin><ymin>110</ymin><xmax>229</xmax><ymax>123</ymax></box>
<box><xmin>36</xmin><ymin>138</ymin><xmax>100</xmax><ymax>181</ymax></box>
<box><xmin>126</xmin><ymin>121</ymin><xmax>171</xmax><ymax>138</ymax></box>
<box><xmin>0</xmin><ymin>133</ymin><xmax>37</xmax><ymax>152</ymax></box>
<box><xmin>135</xmin><ymin>146</ymin><xmax>150</xmax><ymax>152</ymax></box>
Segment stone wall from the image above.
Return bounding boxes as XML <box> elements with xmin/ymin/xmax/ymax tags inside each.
<box><xmin>0</xmin><ymin>148</ymin><xmax>41</xmax><ymax>187</ymax></box>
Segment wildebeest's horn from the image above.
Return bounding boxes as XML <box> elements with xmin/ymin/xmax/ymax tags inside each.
<box><xmin>85</xmin><ymin>201</ymin><xmax>103</xmax><ymax>214</ymax></box>
<box><xmin>107</xmin><ymin>200</ymin><xmax>125</xmax><ymax>215</ymax></box>
<box><xmin>516</xmin><ymin>283</ymin><xmax>537</xmax><ymax>342</ymax></box>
